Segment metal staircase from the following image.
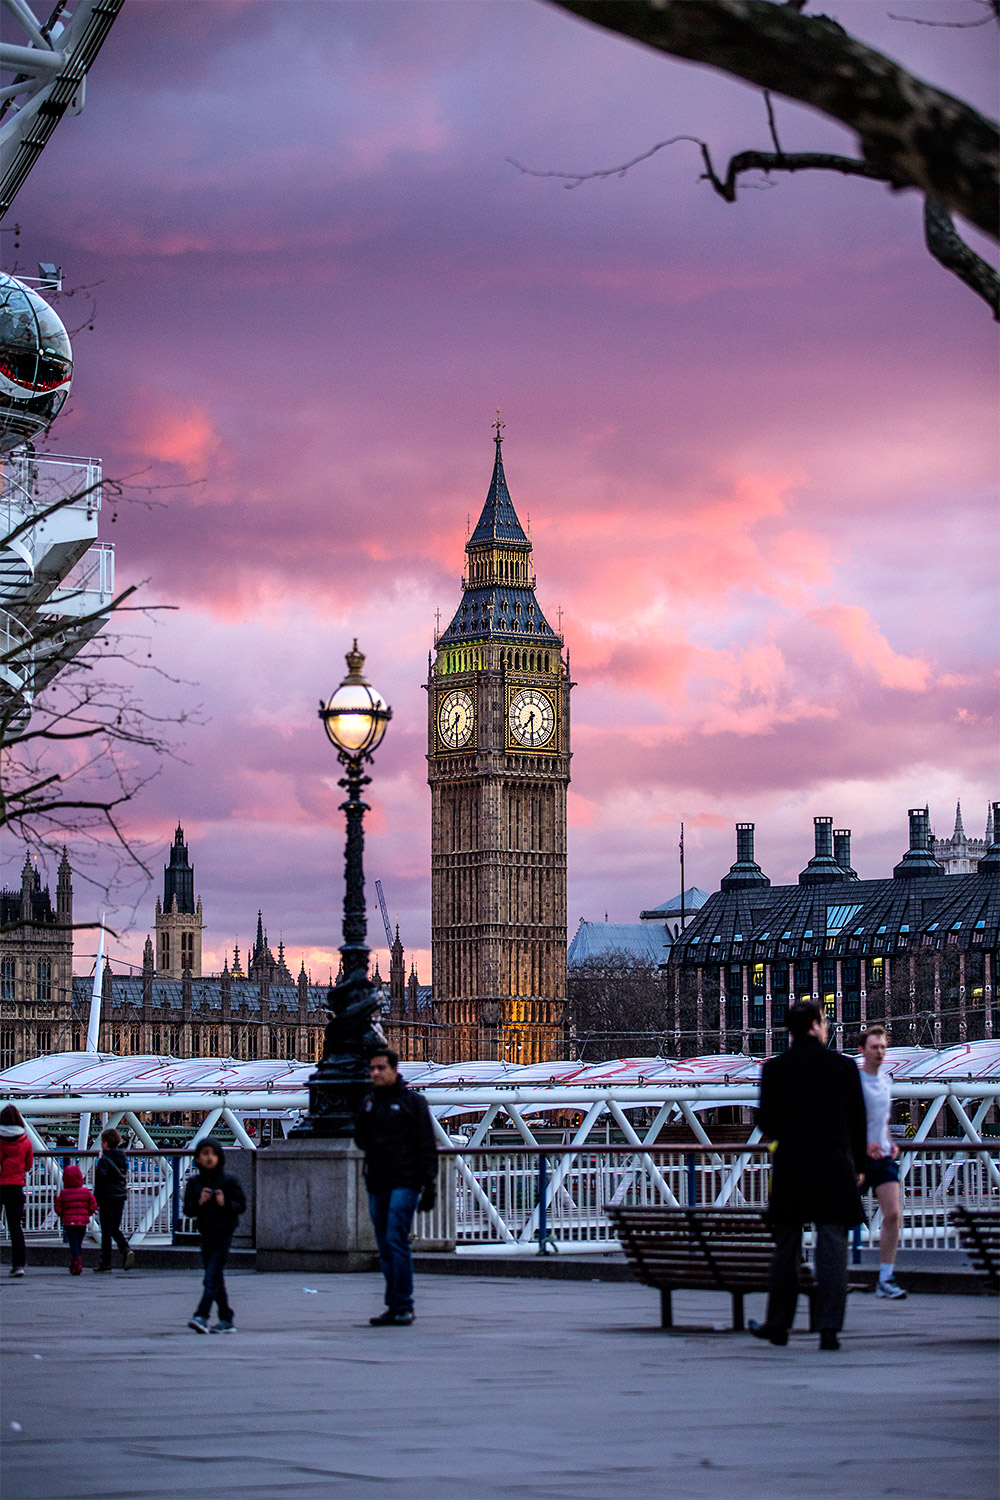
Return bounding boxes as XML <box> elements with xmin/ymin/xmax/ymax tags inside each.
<box><xmin>0</xmin><ymin>448</ymin><xmax>113</xmax><ymax>732</ymax></box>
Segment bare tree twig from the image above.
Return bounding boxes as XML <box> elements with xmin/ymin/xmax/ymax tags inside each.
<box><xmin>545</xmin><ymin>0</ymin><xmax>999</xmax><ymax>239</ymax></box>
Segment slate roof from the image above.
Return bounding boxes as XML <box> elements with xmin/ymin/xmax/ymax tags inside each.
<box><xmin>672</xmin><ymin>868</ymin><xmax>999</xmax><ymax>967</ymax></box>
<box><xmin>437</xmin><ymin>439</ymin><xmax>559</xmax><ymax>649</ymax></box>
<box><xmin>437</xmin><ymin>584</ymin><xmax>559</xmax><ymax>648</ymax></box>
<box><xmin>640</xmin><ymin>887</ymin><xmax>711</xmax><ymax>919</ymax></box>
<box><xmin>73</xmin><ymin>976</ymin><xmax>332</xmax><ymax>1015</ymax></box>
<box><xmin>468</xmin><ymin>438</ymin><xmax>529</xmax><ymax>546</ymax></box>
<box><xmin>568</xmin><ymin>921</ymin><xmax>672</xmax><ymax>968</ymax></box>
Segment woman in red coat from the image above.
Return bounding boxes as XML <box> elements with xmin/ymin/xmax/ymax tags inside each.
<box><xmin>54</xmin><ymin>1164</ymin><xmax>98</xmax><ymax>1275</ymax></box>
<box><xmin>0</xmin><ymin>1104</ymin><xmax>34</xmax><ymax>1277</ymax></box>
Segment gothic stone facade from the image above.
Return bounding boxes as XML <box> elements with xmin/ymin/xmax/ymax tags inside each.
<box><xmin>0</xmin><ymin>852</ymin><xmax>73</xmax><ymax>1068</ymax></box>
<box><xmin>428</xmin><ymin>429</ymin><xmax>572</xmax><ymax>1063</ymax></box>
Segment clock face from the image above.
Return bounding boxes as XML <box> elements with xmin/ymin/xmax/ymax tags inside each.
<box><xmin>438</xmin><ymin>688</ymin><xmax>475</xmax><ymax>750</ymax></box>
<box><xmin>508</xmin><ymin>688</ymin><xmax>555</xmax><ymax>749</ymax></box>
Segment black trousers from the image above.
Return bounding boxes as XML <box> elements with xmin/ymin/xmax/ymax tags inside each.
<box><xmin>195</xmin><ymin>1233</ymin><xmax>233</xmax><ymax>1321</ymax></box>
<box><xmin>1</xmin><ymin>1185</ymin><xmax>26</xmax><ymax>1269</ymax></box>
<box><xmin>97</xmin><ymin>1198</ymin><xmax>130</xmax><ymax>1265</ymax></box>
<box><xmin>766</xmin><ymin>1222</ymin><xmax>849</xmax><ymax>1333</ymax></box>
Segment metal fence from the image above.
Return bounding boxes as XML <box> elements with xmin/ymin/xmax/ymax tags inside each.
<box><xmin>4</xmin><ymin>1142</ymin><xmax>996</xmax><ymax>1255</ymax></box>
<box><xmin>2</xmin><ymin>1150</ymin><xmax>198</xmax><ymax>1246</ymax></box>
<box><xmin>416</xmin><ymin>1142</ymin><xmax>999</xmax><ymax>1255</ymax></box>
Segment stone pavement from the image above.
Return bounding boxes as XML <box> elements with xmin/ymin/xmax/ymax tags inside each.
<box><xmin>0</xmin><ymin>1268</ymin><xmax>996</xmax><ymax>1500</ymax></box>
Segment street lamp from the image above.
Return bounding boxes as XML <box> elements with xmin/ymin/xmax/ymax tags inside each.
<box><xmin>293</xmin><ymin>641</ymin><xmax>392</xmax><ymax>1137</ymax></box>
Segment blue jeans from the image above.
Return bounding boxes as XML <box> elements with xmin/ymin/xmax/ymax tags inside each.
<box><xmin>368</xmin><ymin>1188</ymin><xmax>420</xmax><ymax>1313</ymax></box>
<box><xmin>195</xmin><ymin>1233</ymin><xmax>233</xmax><ymax>1321</ymax></box>
<box><xmin>65</xmin><ymin>1225</ymin><xmax>85</xmax><ymax>1261</ymax></box>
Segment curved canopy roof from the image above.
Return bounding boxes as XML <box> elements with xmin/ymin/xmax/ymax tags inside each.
<box><xmin>4</xmin><ymin>1042</ymin><xmax>1000</xmax><ymax>1098</ymax></box>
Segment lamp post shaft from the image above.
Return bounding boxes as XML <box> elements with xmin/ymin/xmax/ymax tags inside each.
<box><xmin>339</xmin><ymin>758</ymin><xmax>370</xmax><ymax>977</ymax></box>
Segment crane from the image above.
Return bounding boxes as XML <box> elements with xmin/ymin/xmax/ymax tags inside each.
<box><xmin>374</xmin><ymin>879</ymin><xmax>394</xmax><ymax>951</ymax></box>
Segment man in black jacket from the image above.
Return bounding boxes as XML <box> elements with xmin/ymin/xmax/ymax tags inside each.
<box><xmin>750</xmin><ymin>1002</ymin><xmax>867</xmax><ymax>1352</ymax></box>
<box><xmin>354</xmin><ymin>1048</ymin><xmax>438</xmax><ymax>1326</ymax></box>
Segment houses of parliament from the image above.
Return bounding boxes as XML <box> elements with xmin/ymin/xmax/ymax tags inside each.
<box><xmin>0</xmin><ymin>431</ymin><xmax>572</xmax><ymax>1068</ymax></box>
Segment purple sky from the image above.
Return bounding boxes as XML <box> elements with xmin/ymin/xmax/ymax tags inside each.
<box><xmin>7</xmin><ymin>1</ymin><xmax>998</xmax><ymax>982</ymax></box>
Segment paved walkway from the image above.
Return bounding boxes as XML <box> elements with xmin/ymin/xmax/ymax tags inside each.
<box><xmin>1</xmin><ymin>1268</ymin><xmax>997</xmax><ymax>1499</ymax></box>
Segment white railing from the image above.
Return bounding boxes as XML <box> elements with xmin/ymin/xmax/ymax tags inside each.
<box><xmin>0</xmin><ymin>603</ymin><xmax>31</xmax><ymax>693</ymax></box>
<box><xmin>2</xmin><ymin>452</ymin><xmax>102</xmax><ymax>530</ymax></box>
<box><xmin>6</xmin><ymin>1150</ymin><xmax>191</xmax><ymax>1245</ymax></box>
<box><xmin>39</xmin><ymin>541</ymin><xmax>114</xmax><ymax>617</ymax></box>
<box><xmin>412</xmin><ymin>1143</ymin><xmax>1000</xmax><ymax>1255</ymax></box>
<box><xmin>4</xmin><ymin>1143</ymin><xmax>995</xmax><ymax>1256</ymax></box>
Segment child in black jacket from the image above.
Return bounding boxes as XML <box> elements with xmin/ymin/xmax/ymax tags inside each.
<box><xmin>182</xmin><ymin>1138</ymin><xmax>246</xmax><ymax>1334</ymax></box>
<box><xmin>93</xmin><ymin>1128</ymin><xmax>134</xmax><ymax>1272</ymax></box>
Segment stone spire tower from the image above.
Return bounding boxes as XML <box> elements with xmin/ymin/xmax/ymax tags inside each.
<box><xmin>427</xmin><ymin>420</ymin><xmax>572</xmax><ymax>1063</ymax></box>
<box><xmin>154</xmin><ymin>824</ymin><xmax>204</xmax><ymax>978</ymax></box>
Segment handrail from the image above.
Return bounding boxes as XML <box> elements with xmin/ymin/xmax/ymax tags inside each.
<box><xmin>29</xmin><ymin>1139</ymin><xmax>996</xmax><ymax>1159</ymax></box>
<box><xmin>429</xmin><ymin>1140</ymin><xmax>997</xmax><ymax>1158</ymax></box>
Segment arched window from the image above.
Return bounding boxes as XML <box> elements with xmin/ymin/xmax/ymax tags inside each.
<box><xmin>35</xmin><ymin>958</ymin><xmax>51</xmax><ymax>1001</ymax></box>
<box><xmin>160</xmin><ymin>932</ymin><xmax>170</xmax><ymax>970</ymax></box>
<box><xmin>0</xmin><ymin>956</ymin><xmax>14</xmax><ymax>1000</ymax></box>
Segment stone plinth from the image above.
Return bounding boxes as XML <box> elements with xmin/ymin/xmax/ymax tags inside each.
<box><xmin>255</xmin><ymin>1137</ymin><xmax>378</xmax><ymax>1272</ymax></box>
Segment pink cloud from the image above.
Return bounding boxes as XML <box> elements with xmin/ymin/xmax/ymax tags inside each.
<box><xmin>814</xmin><ymin>604</ymin><xmax>932</xmax><ymax>692</ymax></box>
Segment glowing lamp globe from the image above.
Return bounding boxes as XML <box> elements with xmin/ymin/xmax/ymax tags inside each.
<box><xmin>0</xmin><ymin>273</ymin><xmax>73</xmax><ymax>455</ymax></box>
<box><xmin>320</xmin><ymin>641</ymin><xmax>391</xmax><ymax>757</ymax></box>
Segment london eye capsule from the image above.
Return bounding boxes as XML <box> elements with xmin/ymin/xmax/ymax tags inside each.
<box><xmin>0</xmin><ymin>272</ymin><xmax>73</xmax><ymax>455</ymax></box>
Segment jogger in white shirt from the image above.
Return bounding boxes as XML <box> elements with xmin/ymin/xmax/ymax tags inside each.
<box><xmin>859</xmin><ymin>1025</ymin><xmax>906</xmax><ymax>1299</ymax></box>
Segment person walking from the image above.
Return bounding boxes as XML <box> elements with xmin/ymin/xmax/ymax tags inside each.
<box><xmin>54</xmin><ymin>1163</ymin><xmax>98</xmax><ymax>1275</ymax></box>
<box><xmin>859</xmin><ymin>1024</ymin><xmax>906</xmax><ymax>1299</ymax></box>
<box><xmin>0</xmin><ymin>1104</ymin><xmax>33</xmax><ymax>1277</ymax></box>
<box><xmin>750</xmin><ymin>1002</ymin><xmax>867</xmax><ymax>1351</ymax></box>
<box><xmin>93</xmin><ymin>1128</ymin><xmax>135</xmax><ymax>1273</ymax></box>
<box><xmin>183</xmin><ymin>1138</ymin><xmax>246</xmax><ymax>1334</ymax></box>
<box><xmin>355</xmin><ymin>1047</ymin><xmax>438</xmax><ymax>1327</ymax></box>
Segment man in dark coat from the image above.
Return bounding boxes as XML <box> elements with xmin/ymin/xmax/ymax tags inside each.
<box><xmin>354</xmin><ymin>1047</ymin><xmax>438</xmax><ymax>1327</ymax></box>
<box><xmin>750</xmin><ymin>1002</ymin><xmax>867</xmax><ymax>1351</ymax></box>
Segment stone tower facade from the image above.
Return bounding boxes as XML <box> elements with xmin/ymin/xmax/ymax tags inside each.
<box><xmin>0</xmin><ymin>850</ymin><xmax>74</xmax><ymax>1067</ymax></box>
<box><xmin>427</xmin><ymin>423</ymin><xmax>572</xmax><ymax>1063</ymax></box>
<box><xmin>153</xmin><ymin>825</ymin><xmax>204</xmax><ymax>979</ymax></box>
<box><xmin>932</xmin><ymin>802</ymin><xmax>993</xmax><ymax>876</ymax></box>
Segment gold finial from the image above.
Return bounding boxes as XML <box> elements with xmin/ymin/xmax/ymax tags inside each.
<box><xmin>493</xmin><ymin>407</ymin><xmax>505</xmax><ymax>443</ymax></box>
<box><xmin>344</xmin><ymin>638</ymin><xmax>367</xmax><ymax>683</ymax></box>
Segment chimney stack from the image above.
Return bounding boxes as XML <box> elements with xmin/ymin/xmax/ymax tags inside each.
<box><xmin>799</xmin><ymin>816</ymin><xmax>845</xmax><ymax>886</ymax></box>
<box><xmin>720</xmin><ymin>822</ymin><xmax>770</xmax><ymax>891</ymax></box>
<box><xmin>833</xmin><ymin>829</ymin><xmax>857</xmax><ymax>880</ymax></box>
<box><xmin>893</xmin><ymin>807</ymin><xmax>943</xmax><ymax>879</ymax></box>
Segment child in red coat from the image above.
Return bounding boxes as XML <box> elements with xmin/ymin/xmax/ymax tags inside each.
<box><xmin>54</xmin><ymin>1164</ymin><xmax>98</xmax><ymax>1275</ymax></box>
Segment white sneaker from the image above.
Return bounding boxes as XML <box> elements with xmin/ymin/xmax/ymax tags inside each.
<box><xmin>876</xmin><ymin>1276</ymin><xmax>907</xmax><ymax>1299</ymax></box>
<box><xmin>187</xmin><ymin>1315</ymin><xmax>210</xmax><ymax>1333</ymax></box>
<box><xmin>9</xmin><ymin>1266</ymin><xmax>24</xmax><ymax>1278</ymax></box>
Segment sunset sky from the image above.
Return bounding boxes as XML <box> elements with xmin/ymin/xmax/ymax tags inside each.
<box><xmin>6</xmin><ymin>0</ymin><xmax>997</xmax><ymax>984</ymax></box>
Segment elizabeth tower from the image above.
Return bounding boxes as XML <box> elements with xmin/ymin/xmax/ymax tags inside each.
<box><xmin>428</xmin><ymin>422</ymin><xmax>572</xmax><ymax>1063</ymax></box>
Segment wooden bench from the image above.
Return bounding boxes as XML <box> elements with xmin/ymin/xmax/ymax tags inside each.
<box><xmin>609</xmin><ymin>1206</ymin><xmax>816</xmax><ymax>1330</ymax></box>
<box><xmin>949</xmin><ymin>1206</ymin><xmax>1000</xmax><ymax>1289</ymax></box>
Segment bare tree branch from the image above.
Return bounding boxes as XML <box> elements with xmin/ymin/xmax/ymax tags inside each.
<box><xmin>511</xmin><ymin>100</ymin><xmax>1000</xmax><ymax>316</ymax></box>
<box><xmin>545</xmin><ymin>0</ymin><xmax>999</xmax><ymax>239</ymax></box>
<box><xmin>923</xmin><ymin>195</ymin><xmax>1000</xmax><ymax>317</ymax></box>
